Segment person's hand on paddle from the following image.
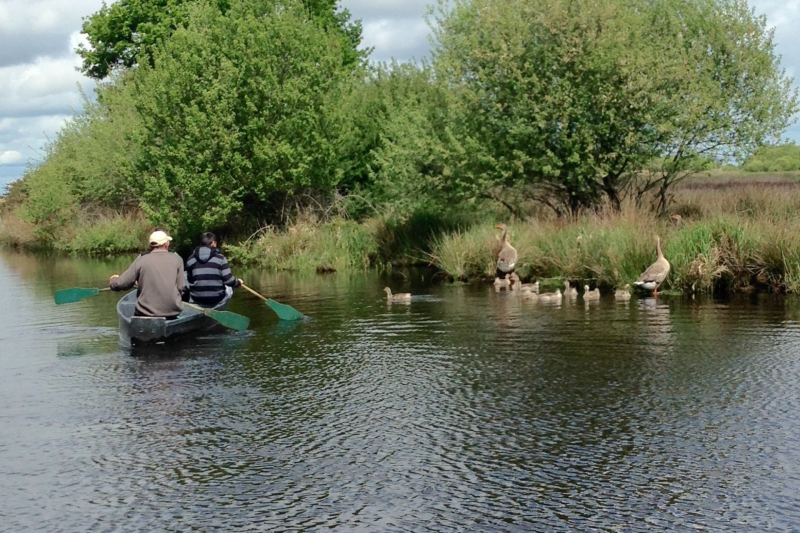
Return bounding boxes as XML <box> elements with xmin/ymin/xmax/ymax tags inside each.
<box><xmin>110</xmin><ymin>274</ymin><xmax>119</xmax><ymax>281</ymax></box>
<box><xmin>237</xmin><ymin>278</ymin><xmax>243</xmax><ymax>287</ymax></box>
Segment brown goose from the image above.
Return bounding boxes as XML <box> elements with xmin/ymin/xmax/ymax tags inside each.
<box><xmin>634</xmin><ymin>236</ymin><xmax>670</xmax><ymax>295</ymax></box>
<box><xmin>384</xmin><ymin>287</ymin><xmax>412</xmax><ymax>301</ymax></box>
<box><xmin>495</xmin><ymin>223</ymin><xmax>517</xmax><ymax>277</ymax></box>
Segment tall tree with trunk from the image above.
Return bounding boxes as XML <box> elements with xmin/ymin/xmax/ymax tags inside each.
<box><xmin>432</xmin><ymin>0</ymin><xmax>797</xmax><ymax>215</ymax></box>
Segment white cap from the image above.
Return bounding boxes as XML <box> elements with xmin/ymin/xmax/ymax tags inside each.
<box><xmin>149</xmin><ymin>230</ymin><xmax>173</xmax><ymax>246</ymax></box>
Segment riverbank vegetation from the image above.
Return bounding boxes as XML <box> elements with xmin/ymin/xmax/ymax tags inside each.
<box><xmin>1</xmin><ymin>0</ymin><xmax>799</xmax><ymax>293</ymax></box>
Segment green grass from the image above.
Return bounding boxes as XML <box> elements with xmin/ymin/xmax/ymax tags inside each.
<box><xmin>430</xmin><ymin>192</ymin><xmax>800</xmax><ymax>294</ymax></box>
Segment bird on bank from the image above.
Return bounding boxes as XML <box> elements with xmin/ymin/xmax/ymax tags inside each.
<box><xmin>634</xmin><ymin>235</ymin><xmax>671</xmax><ymax>295</ymax></box>
<box><xmin>384</xmin><ymin>287</ymin><xmax>412</xmax><ymax>301</ymax></box>
<box><xmin>615</xmin><ymin>284</ymin><xmax>632</xmax><ymax>301</ymax></box>
<box><xmin>670</xmin><ymin>214</ymin><xmax>683</xmax><ymax>225</ymax></box>
<box><xmin>583</xmin><ymin>285</ymin><xmax>601</xmax><ymax>301</ymax></box>
<box><xmin>495</xmin><ymin>223</ymin><xmax>517</xmax><ymax>278</ymax></box>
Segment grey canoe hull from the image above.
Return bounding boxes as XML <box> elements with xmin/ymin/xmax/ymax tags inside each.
<box><xmin>116</xmin><ymin>290</ymin><xmax>231</xmax><ymax>347</ymax></box>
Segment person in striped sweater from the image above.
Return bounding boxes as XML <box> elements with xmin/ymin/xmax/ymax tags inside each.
<box><xmin>185</xmin><ymin>232</ymin><xmax>242</xmax><ymax>306</ymax></box>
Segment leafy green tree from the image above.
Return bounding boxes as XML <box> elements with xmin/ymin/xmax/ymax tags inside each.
<box><xmin>78</xmin><ymin>0</ymin><xmax>364</xmax><ymax>79</ymax></box>
<box><xmin>742</xmin><ymin>143</ymin><xmax>800</xmax><ymax>172</ymax></box>
<box><xmin>335</xmin><ymin>62</ymin><xmax>455</xmax><ymax>216</ymax></box>
<box><xmin>432</xmin><ymin>0</ymin><xmax>798</xmax><ymax>215</ymax></box>
<box><xmin>130</xmin><ymin>0</ymin><xmax>353</xmax><ymax>241</ymax></box>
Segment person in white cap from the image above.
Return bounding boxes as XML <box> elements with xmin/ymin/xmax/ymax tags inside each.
<box><xmin>109</xmin><ymin>230</ymin><xmax>185</xmax><ymax>318</ymax></box>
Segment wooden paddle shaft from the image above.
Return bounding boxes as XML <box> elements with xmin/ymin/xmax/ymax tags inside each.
<box><xmin>239</xmin><ymin>283</ymin><xmax>267</xmax><ymax>302</ymax></box>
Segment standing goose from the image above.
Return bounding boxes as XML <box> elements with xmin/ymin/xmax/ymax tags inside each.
<box><xmin>634</xmin><ymin>236</ymin><xmax>670</xmax><ymax>295</ymax></box>
<box><xmin>495</xmin><ymin>223</ymin><xmax>517</xmax><ymax>277</ymax></box>
<box><xmin>384</xmin><ymin>287</ymin><xmax>412</xmax><ymax>301</ymax></box>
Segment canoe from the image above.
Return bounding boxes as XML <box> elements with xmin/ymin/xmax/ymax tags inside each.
<box><xmin>116</xmin><ymin>290</ymin><xmax>232</xmax><ymax>347</ymax></box>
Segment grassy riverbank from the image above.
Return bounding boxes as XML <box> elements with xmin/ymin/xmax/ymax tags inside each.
<box><xmin>4</xmin><ymin>182</ymin><xmax>800</xmax><ymax>294</ymax></box>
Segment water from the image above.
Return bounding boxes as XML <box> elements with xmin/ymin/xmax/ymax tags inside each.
<box><xmin>2</xmin><ymin>249</ymin><xmax>800</xmax><ymax>531</ymax></box>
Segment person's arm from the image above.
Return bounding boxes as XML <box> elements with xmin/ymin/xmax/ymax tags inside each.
<box><xmin>176</xmin><ymin>255</ymin><xmax>185</xmax><ymax>293</ymax></box>
<box><xmin>219</xmin><ymin>257</ymin><xmax>242</xmax><ymax>288</ymax></box>
<box><xmin>185</xmin><ymin>257</ymin><xmax>196</xmax><ymax>285</ymax></box>
<box><xmin>109</xmin><ymin>258</ymin><xmax>139</xmax><ymax>291</ymax></box>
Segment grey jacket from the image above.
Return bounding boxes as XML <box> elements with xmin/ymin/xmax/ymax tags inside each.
<box><xmin>185</xmin><ymin>245</ymin><xmax>239</xmax><ymax>305</ymax></box>
<box><xmin>110</xmin><ymin>250</ymin><xmax>185</xmax><ymax>318</ymax></box>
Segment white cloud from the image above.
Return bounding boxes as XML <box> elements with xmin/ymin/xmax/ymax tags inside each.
<box><xmin>362</xmin><ymin>18</ymin><xmax>432</xmax><ymax>62</ymax></box>
<box><xmin>0</xmin><ymin>0</ymin><xmax>106</xmax><ymax>67</ymax></box>
<box><xmin>0</xmin><ymin>150</ymin><xmax>23</xmax><ymax>164</ymax></box>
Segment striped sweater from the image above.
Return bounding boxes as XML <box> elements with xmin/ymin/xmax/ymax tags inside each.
<box><xmin>185</xmin><ymin>246</ymin><xmax>240</xmax><ymax>305</ymax></box>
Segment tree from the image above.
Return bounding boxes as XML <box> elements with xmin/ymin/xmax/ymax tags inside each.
<box><xmin>432</xmin><ymin>0</ymin><xmax>798</xmax><ymax>215</ymax></box>
<box><xmin>130</xmin><ymin>0</ymin><xmax>353</xmax><ymax>241</ymax></box>
<box><xmin>77</xmin><ymin>0</ymin><xmax>364</xmax><ymax>79</ymax></box>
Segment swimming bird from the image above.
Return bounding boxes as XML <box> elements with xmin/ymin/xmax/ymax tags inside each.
<box><xmin>564</xmin><ymin>281</ymin><xmax>578</xmax><ymax>298</ymax></box>
<box><xmin>583</xmin><ymin>285</ymin><xmax>600</xmax><ymax>301</ymax></box>
<box><xmin>538</xmin><ymin>289</ymin><xmax>562</xmax><ymax>303</ymax></box>
<box><xmin>519</xmin><ymin>280</ymin><xmax>539</xmax><ymax>293</ymax></box>
<box><xmin>615</xmin><ymin>283</ymin><xmax>632</xmax><ymax>301</ymax></box>
<box><xmin>494</xmin><ymin>276</ymin><xmax>511</xmax><ymax>290</ymax></box>
<box><xmin>634</xmin><ymin>236</ymin><xmax>671</xmax><ymax>295</ymax></box>
<box><xmin>495</xmin><ymin>223</ymin><xmax>517</xmax><ymax>277</ymax></box>
<box><xmin>384</xmin><ymin>287</ymin><xmax>412</xmax><ymax>301</ymax></box>
<box><xmin>508</xmin><ymin>272</ymin><xmax>521</xmax><ymax>290</ymax></box>
<box><xmin>521</xmin><ymin>291</ymin><xmax>539</xmax><ymax>302</ymax></box>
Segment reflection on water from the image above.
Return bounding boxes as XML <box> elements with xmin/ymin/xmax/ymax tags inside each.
<box><xmin>2</xmin><ymin>249</ymin><xmax>800</xmax><ymax>531</ymax></box>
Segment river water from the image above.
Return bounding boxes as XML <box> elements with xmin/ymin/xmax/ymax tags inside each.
<box><xmin>2</xmin><ymin>249</ymin><xmax>800</xmax><ymax>532</ymax></box>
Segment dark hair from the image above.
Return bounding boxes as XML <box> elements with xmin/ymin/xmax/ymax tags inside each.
<box><xmin>201</xmin><ymin>232</ymin><xmax>216</xmax><ymax>247</ymax></box>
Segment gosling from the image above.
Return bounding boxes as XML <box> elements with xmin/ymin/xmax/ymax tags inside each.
<box><xmin>615</xmin><ymin>284</ymin><xmax>632</xmax><ymax>301</ymax></box>
<box><xmin>384</xmin><ymin>287</ymin><xmax>412</xmax><ymax>301</ymax></box>
<box><xmin>583</xmin><ymin>285</ymin><xmax>600</xmax><ymax>301</ymax></box>
<box><xmin>538</xmin><ymin>289</ymin><xmax>562</xmax><ymax>303</ymax></box>
<box><xmin>564</xmin><ymin>280</ymin><xmax>578</xmax><ymax>298</ymax></box>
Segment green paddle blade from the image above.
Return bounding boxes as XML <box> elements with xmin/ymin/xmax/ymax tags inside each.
<box><xmin>54</xmin><ymin>287</ymin><xmax>100</xmax><ymax>305</ymax></box>
<box><xmin>266</xmin><ymin>299</ymin><xmax>305</xmax><ymax>321</ymax></box>
<box><xmin>203</xmin><ymin>308</ymin><xmax>250</xmax><ymax>332</ymax></box>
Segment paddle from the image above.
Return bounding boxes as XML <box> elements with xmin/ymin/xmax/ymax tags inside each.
<box><xmin>239</xmin><ymin>283</ymin><xmax>305</xmax><ymax>321</ymax></box>
<box><xmin>54</xmin><ymin>287</ymin><xmax>112</xmax><ymax>305</ymax></box>
<box><xmin>183</xmin><ymin>302</ymin><xmax>250</xmax><ymax>332</ymax></box>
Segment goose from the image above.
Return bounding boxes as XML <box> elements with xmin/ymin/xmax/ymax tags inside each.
<box><xmin>495</xmin><ymin>223</ymin><xmax>517</xmax><ymax>277</ymax></box>
<box><xmin>670</xmin><ymin>214</ymin><xmax>683</xmax><ymax>226</ymax></box>
<box><xmin>564</xmin><ymin>281</ymin><xmax>578</xmax><ymax>298</ymax></box>
<box><xmin>384</xmin><ymin>287</ymin><xmax>412</xmax><ymax>301</ymax></box>
<box><xmin>615</xmin><ymin>283</ymin><xmax>632</xmax><ymax>301</ymax></box>
<box><xmin>583</xmin><ymin>285</ymin><xmax>600</xmax><ymax>301</ymax></box>
<box><xmin>634</xmin><ymin>236</ymin><xmax>671</xmax><ymax>295</ymax></box>
<box><xmin>538</xmin><ymin>288</ymin><xmax>562</xmax><ymax>303</ymax></box>
<box><xmin>508</xmin><ymin>271</ymin><xmax>521</xmax><ymax>290</ymax></box>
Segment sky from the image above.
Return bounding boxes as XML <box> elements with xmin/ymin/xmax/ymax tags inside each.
<box><xmin>1</xmin><ymin>0</ymin><xmax>799</xmax><ymax>188</ymax></box>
